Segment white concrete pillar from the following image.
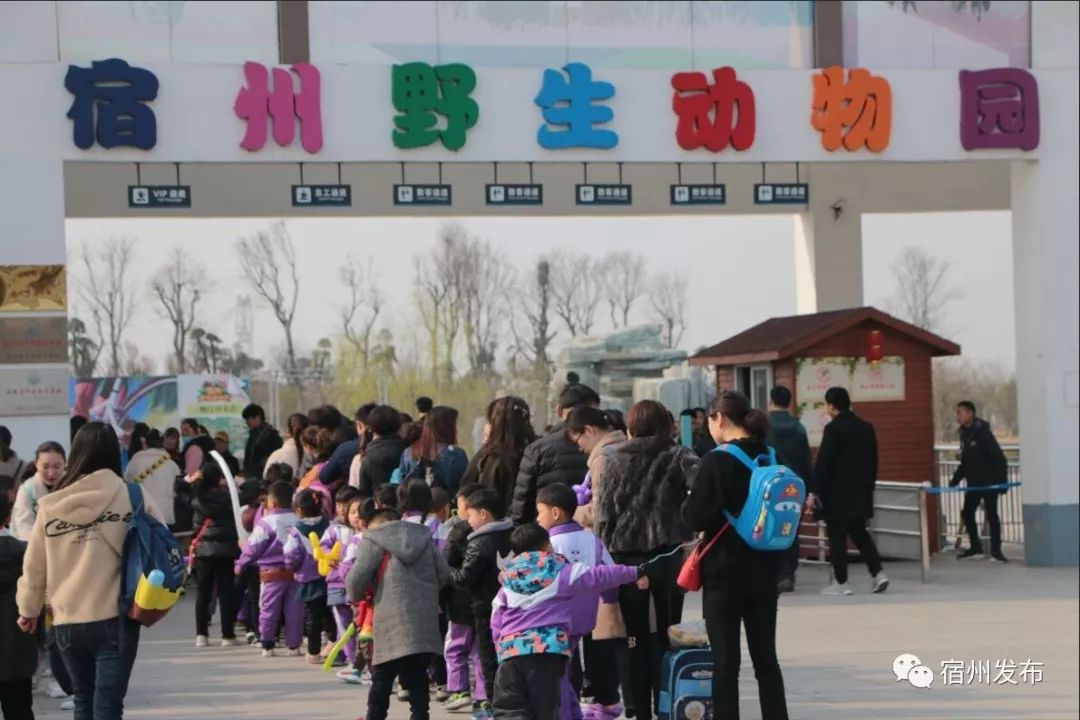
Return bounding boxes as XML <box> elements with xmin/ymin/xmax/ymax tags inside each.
<box><xmin>1012</xmin><ymin>1</ymin><xmax>1080</xmax><ymax>567</ymax></box>
<box><xmin>794</xmin><ymin>167</ymin><xmax>865</xmax><ymax>313</ymax></box>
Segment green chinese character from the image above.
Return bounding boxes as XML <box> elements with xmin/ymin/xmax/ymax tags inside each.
<box><xmin>392</xmin><ymin>62</ymin><xmax>479</xmax><ymax>151</ymax></box>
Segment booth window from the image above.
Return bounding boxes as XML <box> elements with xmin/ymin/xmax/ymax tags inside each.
<box><xmin>735</xmin><ymin>364</ymin><xmax>772</xmax><ymax>409</ymax></box>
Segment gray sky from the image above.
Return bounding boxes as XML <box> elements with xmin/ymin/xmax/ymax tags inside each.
<box><xmin>66</xmin><ymin>210</ymin><xmax>1014</xmax><ymax>375</ymax></box>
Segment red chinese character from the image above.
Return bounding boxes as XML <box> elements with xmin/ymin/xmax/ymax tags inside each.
<box><xmin>671</xmin><ymin>66</ymin><xmax>755</xmax><ymax>152</ymax></box>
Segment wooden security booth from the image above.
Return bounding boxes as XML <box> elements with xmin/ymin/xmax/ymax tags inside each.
<box><xmin>690</xmin><ymin>307</ymin><xmax>961</xmax><ymax>556</ymax></box>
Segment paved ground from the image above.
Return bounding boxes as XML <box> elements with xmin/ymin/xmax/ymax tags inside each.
<box><xmin>33</xmin><ymin>556</ymin><xmax>1079</xmax><ymax>720</ymax></box>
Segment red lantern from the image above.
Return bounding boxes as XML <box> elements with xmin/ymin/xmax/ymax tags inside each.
<box><xmin>867</xmin><ymin>329</ymin><xmax>884</xmax><ymax>364</ymax></box>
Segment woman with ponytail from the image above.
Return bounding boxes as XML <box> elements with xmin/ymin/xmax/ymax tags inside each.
<box><xmin>688</xmin><ymin>390</ymin><xmax>789</xmax><ymax>720</ymax></box>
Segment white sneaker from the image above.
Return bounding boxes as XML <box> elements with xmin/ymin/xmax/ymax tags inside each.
<box><xmin>221</xmin><ymin>637</ymin><xmax>244</xmax><ymax>647</ymax></box>
<box><xmin>872</xmin><ymin>572</ymin><xmax>890</xmax><ymax>594</ymax></box>
<box><xmin>195</xmin><ymin>635</ymin><xmax>209</xmax><ymax>648</ymax></box>
<box><xmin>820</xmin><ymin>581</ymin><xmax>854</xmax><ymax>596</ymax></box>
<box><xmin>285</xmin><ymin>647</ymin><xmax>302</xmax><ymax>657</ymax></box>
<box><xmin>61</xmin><ymin>698</ymin><xmax>75</xmax><ymax>711</ymax></box>
<box><xmin>46</xmin><ymin>679</ymin><xmax>68</xmax><ymax>699</ymax></box>
<box><xmin>261</xmin><ymin>648</ymin><xmax>275</xmax><ymax>658</ymax></box>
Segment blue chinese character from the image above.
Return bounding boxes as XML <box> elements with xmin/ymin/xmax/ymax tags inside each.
<box><xmin>535</xmin><ymin>62</ymin><xmax>618</xmax><ymax>150</ymax></box>
<box><xmin>65</xmin><ymin>58</ymin><xmax>159</xmax><ymax>150</ymax></box>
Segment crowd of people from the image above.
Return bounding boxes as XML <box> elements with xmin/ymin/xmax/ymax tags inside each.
<box><xmin>0</xmin><ymin>381</ymin><xmax>1007</xmax><ymax>720</ymax></box>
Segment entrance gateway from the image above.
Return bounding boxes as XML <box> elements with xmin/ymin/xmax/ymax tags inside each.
<box><xmin>0</xmin><ymin>2</ymin><xmax>1075</xmax><ymax>566</ymax></box>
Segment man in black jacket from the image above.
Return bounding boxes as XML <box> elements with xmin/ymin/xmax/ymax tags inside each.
<box><xmin>767</xmin><ymin>386</ymin><xmax>813</xmax><ymax>593</ymax></box>
<box><xmin>357</xmin><ymin>405</ymin><xmax>406</xmax><ymax>497</ymax></box>
<box><xmin>812</xmin><ymin>387</ymin><xmax>888</xmax><ymax>596</ymax></box>
<box><xmin>449</xmin><ymin>488</ymin><xmax>514</xmax><ymax>711</ymax></box>
<box><xmin>241</xmin><ymin>404</ymin><xmax>283</xmax><ymax>480</ymax></box>
<box><xmin>509</xmin><ymin>383</ymin><xmax>600</xmax><ymax>525</ymax></box>
<box><xmin>949</xmin><ymin>401</ymin><xmax>1009</xmax><ymax>562</ymax></box>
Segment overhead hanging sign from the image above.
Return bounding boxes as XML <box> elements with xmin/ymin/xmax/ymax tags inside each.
<box><xmin>129</xmin><ymin>185</ymin><xmax>191</xmax><ymax>208</ymax></box>
<box><xmin>293</xmin><ymin>184</ymin><xmax>352</xmax><ymax>207</ymax></box>
<box><xmin>394</xmin><ymin>184</ymin><xmax>452</xmax><ymax>206</ymax></box>
<box><xmin>754</xmin><ymin>183</ymin><xmax>808</xmax><ymax>205</ymax></box>
<box><xmin>671</xmin><ymin>184</ymin><xmax>726</xmax><ymax>205</ymax></box>
<box><xmin>576</xmin><ymin>184</ymin><xmax>631</xmax><ymax>206</ymax></box>
<box><xmin>486</xmin><ymin>184</ymin><xmax>543</xmax><ymax>206</ymax></box>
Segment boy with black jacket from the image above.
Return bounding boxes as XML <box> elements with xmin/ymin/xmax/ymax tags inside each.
<box><xmin>449</xmin><ymin>488</ymin><xmax>514</xmax><ymax>719</ymax></box>
<box><xmin>0</xmin><ymin>492</ymin><xmax>37</xmax><ymax>719</ymax></box>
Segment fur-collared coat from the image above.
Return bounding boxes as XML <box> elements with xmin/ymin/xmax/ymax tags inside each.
<box><xmin>596</xmin><ymin>437</ymin><xmax>700</xmax><ymax>554</ymax></box>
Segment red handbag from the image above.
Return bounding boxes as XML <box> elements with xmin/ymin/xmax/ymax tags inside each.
<box><xmin>677</xmin><ymin>524</ymin><xmax>729</xmax><ymax>592</ymax></box>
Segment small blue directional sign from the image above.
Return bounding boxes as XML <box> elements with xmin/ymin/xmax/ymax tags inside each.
<box><xmin>486</xmin><ymin>184</ymin><xmax>543</xmax><ymax>206</ymax></box>
<box><xmin>576</xmin><ymin>184</ymin><xmax>632</xmax><ymax>206</ymax></box>
<box><xmin>394</xmin><ymin>184</ymin><xmax>452</xmax><ymax>206</ymax></box>
<box><xmin>671</xmin><ymin>184</ymin><xmax>726</xmax><ymax>206</ymax></box>
<box><xmin>293</xmin><ymin>184</ymin><xmax>351</xmax><ymax>207</ymax></box>
<box><xmin>128</xmin><ymin>185</ymin><xmax>191</xmax><ymax>208</ymax></box>
<box><xmin>754</xmin><ymin>183</ymin><xmax>809</xmax><ymax>205</ymax></box>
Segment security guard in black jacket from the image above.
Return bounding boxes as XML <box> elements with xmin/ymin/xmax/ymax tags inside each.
<box><xmin>950</xmin><ymin>401</ymin><xmax>1009</xmax><ymax>562</ymax></box>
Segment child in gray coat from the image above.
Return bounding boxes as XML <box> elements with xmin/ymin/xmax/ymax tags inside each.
<box><xmin>347</xmin><ymin>508</ymin><xmax>450</xmax><ymax>720</ymax></box>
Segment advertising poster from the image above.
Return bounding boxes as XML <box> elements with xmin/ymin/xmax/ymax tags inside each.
<box><xmin>70</xmin><ymin>376</ymin><xmax>179</xmax><ymax>446</ymax></box>
<box><xmin>0</xmin><ymin>317</ymin><xmax>68</xmax><ymax>364</ymax></box>
<box><xmin>0</xmin><ymin>367</ymin><xmax>70</xmax><ymax>416</ymax></box>
<box><xmin>0</xmin><ymin>265</ymin><xmax>67</xmax><ymax>312</ymax></box>
<box><xmin>795</xmin><ymin>356</ymin><xmax>907</xmax><ymax>446</ymax></box>
<box><xmin>176</xmin><ymin>374</ymin><xmax>253</xmax><ymax>456</ymax></box>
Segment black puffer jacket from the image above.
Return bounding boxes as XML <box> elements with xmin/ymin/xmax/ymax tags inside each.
<box><xmin>441</xmin><ymin>516</ymin><xmax>475</xmax><ymax>626</ymax></box>
<box><xmin>509</xmin><ymin>424</ymin><xmax>588</xmax><ymax>524</ymax></box>
<box><xmin>0</xmin><ymin>533</ymin><xmax>37</xmax><ymax>681</ymax></box>
<box><xmin>191</xmin><ymin>487</ymin><xmax>241</xmax><ymax>560</ymax></box>
<box><xmin>358</xmin><ymin>435</ymin><xmax>407</xmax><ymax>497</ymax></box>
<box><xmin>596</xmin><ymin>437</ymin><xmax>699</xmax><ymax>554</ymax></box>
<box><xmin>448</xmin><ymin>517</ymin><xmax>513</xmax><ymax>619</ymax></box>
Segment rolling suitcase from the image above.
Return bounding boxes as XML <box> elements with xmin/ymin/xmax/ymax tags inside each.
<box><xmin>657</xmin><ymin>647</ymin><xmax>713</xmax><ymax>720</ymax></box>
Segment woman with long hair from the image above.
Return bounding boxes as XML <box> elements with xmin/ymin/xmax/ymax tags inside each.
<box><xmin>399</xmin><ymin>406</ymin><xmax>469</xmax><ymax>493</ymax></box>
<box><xmin>0</xmin><ymin>426</ymin><xmax>28</xmax><ymax>485</ymax></box>
<box><xmin>461</xmin><ymin>396</ymin><xmax>538</xmax><ymax>514</ymax></box>
<box><xmin>267</xmin><ymin>412</ymin><xmax>310</xmax><ymax>481</ymax></box>
<box><xmin>688</xmin><ymin>390</ymin><xmax>789</xmax><ymax>720</ymax></box>
<box><xmin>16</xmin><ymin>422</ymin><xmax>163</xmax><ymax>718</ymax></box>
<box><xmin>595</xmin><ymin>400</ymin><xmax>700</xmax><ymax>720</ymax></box>
<box><xmin>11</xmin><ymin>441</ymin><xmax>66</xmax><ymax>541</ymax></box>
<box><xmin>188</xmin><ymin>461</ymin><xmax>241</xmax><ymax>648</ymax></box>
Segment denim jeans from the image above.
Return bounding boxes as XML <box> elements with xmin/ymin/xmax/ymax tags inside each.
<box><xmin>54</xmin><ymin>616</ymin><xmax>141</xmax><ymax>720</ymax></box>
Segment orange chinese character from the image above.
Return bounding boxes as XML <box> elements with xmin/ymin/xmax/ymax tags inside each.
<box><xmin>811</xmin><ymin>66</ymin><xmax>891</xmax><ymax>152</ymax></box>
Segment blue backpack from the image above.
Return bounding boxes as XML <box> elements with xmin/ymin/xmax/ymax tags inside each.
<box><xmin>716</xmin><ymin>444</ymin><xmax>806</xmax><ymax>551</ymax></box>
<box><xmin>120</xmin><ymin>483</ymin><xmax>185</xmax><ymax>625</ymax></box>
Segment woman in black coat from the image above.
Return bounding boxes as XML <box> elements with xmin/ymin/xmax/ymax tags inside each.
<box><xmin>189</xmin><ymin>461</ymin><xmax>241</xmax><ymax>647</ymax></box>
<box><xmin>687</xmin><ymin>391</ymin><xmax>789</xmax><ymax>720</ymax></box>
<box><xmin>595</xmin><ymin>400</ymin><xmax>699</xmax><ymax>720</ymax></box>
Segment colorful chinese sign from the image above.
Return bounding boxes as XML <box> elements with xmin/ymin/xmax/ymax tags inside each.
<box><xmin>0</xmin><ymin>317</ymin><xmax>67</xmax><ymax>364</ymax></box>
<box><xmin>535</xmin><ymin>63</ymin><xmax>618</xmax><ymax>150</ymax></box>
<box><xmin>65</xmin><ymin>58</ymin><xmax>158</xmax><ymax>150</ymax></box>
<box><xmin>671</xmin><ymin>66</ymin><xmax>755</xmax><ymax>152</ymax></box>
<box><xmin>392</xmin><ymin>63</ymin><xmax>479</xmax><ymax>151</ymax></box>
<box><xmin>0</xmin><ymin>266</ymin><xmax>66</xmax><ymax>313</ymax></box>
<box><xmin>811</xmin><ymin>67</ymin><xmax>892</xmax><ymax>152</ymax></box>
<box><xmin>235</xmin><ymin>62</ymin><xmax>323</xmax><ymax>153</ymax></box>
<box><xmin>0</xmin><ymin>367</ymin><xmax>70</xmax><ymax>417</ymax></box>
<box><xmin>796</xmin><ymin>356</ymin><xmax>905</xmax><ymax>404</ymax></box>
<box><xmin>959</xmin><ymin>68</ymin><xmax>1039</xmax><ymax>151</ymax></box>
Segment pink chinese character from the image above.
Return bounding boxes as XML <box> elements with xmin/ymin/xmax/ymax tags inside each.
<box><xmin>960</xmin><ymin>68</ymin><xmax>1039</xmax><ymax>151</ymax></box>
<box><xmin>234</xmin><ymin>62</ymin><xmax>323</xmax><ymax>153</ymax></box>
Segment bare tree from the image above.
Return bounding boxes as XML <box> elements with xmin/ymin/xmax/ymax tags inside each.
<box><xmin>650</xmin><ymin>271</ymin><xmax>688</xmax><ymax>348</ymax></box>
<box><xmin>599</xmin><ymin>251</ymin><xmax>646</xmax><ymax>328</ymax></box>
<box><xmin>339</xmin><ymin>255</ymin><xmax>383</xmax><ymax>370</ymax></box>
<box><xmin>512</xmin><ymin>259</ymin><xmax>557</xmax><ymax>388</ymax></box>
<box><xmin>414</xmin><ymin>223</ymin><xmax>470</xmax><ymax>384</ymax></box>
<box><xmin>77</xmin><ymin>237</ymin><xmax>137</xmax><ymax>375</ymax></box>
<box><xmin>460</xmin><ymin>236</ymin><xmax>514</xmax><ymax>376</ymax></box>
<box><xmin>237</xmin><ymin>222</ymin><xmax>301</xmax><ymax>379</ymax></box>
<box><xmin>121</xmin><ymin>341</ymin><xmax>155</xmax><ymax>376</ymax></box>
<box><xmin>150</xmin><ymin>246</ymin><xmax>212</xmax><ymax>373</ymax></box>
<box><xmin>68</xmin><ymin>317</ymin><xmax>102</xmax><ymax>379</ymax></box>
<box><xmin>889</xmin><ymin>246</ymin><xmax>961</xmax><ymax>333</ymax></box>
<box><xmin>549</xmin><ymin>251</ymin><xmax>602</xmax><ymax>338</ymax></box>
